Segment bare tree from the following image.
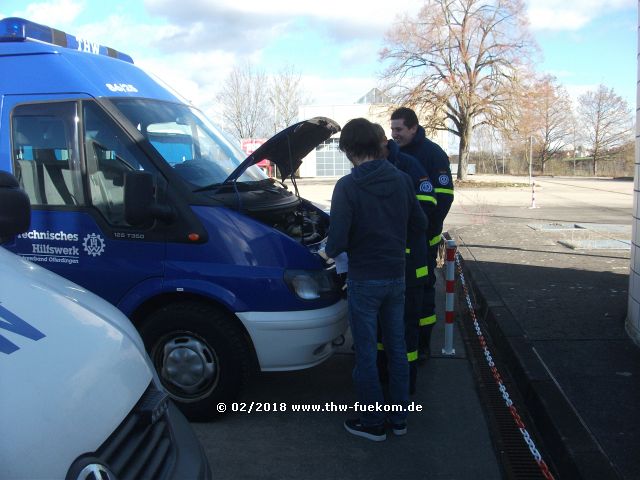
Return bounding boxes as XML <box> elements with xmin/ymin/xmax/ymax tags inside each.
<box><xmin>537</xmin><ymin>77</ymin><xmax>574</xmax><ymax>173</ymax></box>
<box><xmin>578</xmin><ymin>84</ymin><xmax>632</xmax><ymax>175</ymax></box>
<box><xmin>268</xmin><ymin>65</ymin><xmax>310</xmax><ymax>134</ymax></box>
<box><xmin>217</xmin><ymin>62</ymin><xmax>272</xmax><ymax>139</ymax></box>
<box><xmin>516</xmin><ymin>75</ymin><xmax>573</xmax><ymax>173</ymax></box>
<box><xmin>472</xmin><ymin>123</ymin><xmax>504</xmax><ymax>174</ymax></box>
<box><xmin>380</xmin><ymin>0</ymin><xmax>536</xmax><ymax>180</ymax></box>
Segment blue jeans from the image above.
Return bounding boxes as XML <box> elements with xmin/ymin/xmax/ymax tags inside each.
<box><xmin>347</xmin><ymin>277</ymin><xmax>409</xmax><ymax>426</ymax></box>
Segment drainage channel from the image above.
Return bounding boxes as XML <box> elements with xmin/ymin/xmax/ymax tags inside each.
<box><xmin>454</xmin><ymin>258</ymin><xmax>556</xmax><ymax>480</ymax></box>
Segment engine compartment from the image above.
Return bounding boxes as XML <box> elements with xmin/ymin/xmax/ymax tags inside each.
<box><xmin>272</xmin><ymin>204</ymin><xmax>327</xmax><ymax>246</ymax></box>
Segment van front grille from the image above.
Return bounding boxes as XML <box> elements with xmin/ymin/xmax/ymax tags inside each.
<box><xmin>95</xmin><ymin>382</ymin><xmax>175</xmax><ymax>480</ymax></box>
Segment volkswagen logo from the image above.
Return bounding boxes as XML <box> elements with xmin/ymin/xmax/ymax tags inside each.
<box><xmin>76</xmin><ymin>463</ymin><xmax>116</xmax><ymax>480</ymax></box>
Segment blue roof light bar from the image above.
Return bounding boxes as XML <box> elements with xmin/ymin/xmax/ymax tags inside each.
<box><xmin>0</xmin><ymin>17</ymin><xmax>134</xmax><ymax>63</ymax></box>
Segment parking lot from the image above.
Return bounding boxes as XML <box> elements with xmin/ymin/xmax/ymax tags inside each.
<box><xmin>192</xmin><ymin>280</ymin><xmax>502</xmax><ymax>480</ymax></box>
<box><xmin>190</xmin><ymin>176</ymin><xmax>506</xmax><ymax>479</ymax></box>
<box><xmin>191</xmin><ymin>175</ymin><xmax>636</xmax><ymax>479</ymax></box>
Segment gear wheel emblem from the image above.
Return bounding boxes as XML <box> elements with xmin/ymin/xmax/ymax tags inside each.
<box><xmin>83</xmin><ymin>233</ymin><xmax>105</xmax><ymax>257</ymax></box>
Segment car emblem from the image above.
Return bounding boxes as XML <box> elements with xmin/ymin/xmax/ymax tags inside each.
<box><xmin>76</xmin><ymin>463</ymin><xmax>116</xmax><ymax>480</ymax></box>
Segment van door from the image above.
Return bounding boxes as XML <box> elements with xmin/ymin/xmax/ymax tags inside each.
<box><xmin>7</xmin><ymin>98</ymin><xmax>165</xmax><ymax>305</ymax></box>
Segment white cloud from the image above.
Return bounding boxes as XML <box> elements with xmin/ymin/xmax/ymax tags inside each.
<box><xmin>337</xmin><ymin>41</ymin><xmax>383</xmax><ymax>69</ymax></box>
<box><xmin>565</xmin><ymin>83</ymin><xmax>600</xmax><ymax>101</ymax></box>
<box><xmin>9</xmin><ymin>0</ymin><xmax>85</xmax><ymax>27</ymax></box>
<box><xmin>528</xmin><ymin>0</ymin><xmax>635</xmax><ymax>31</ymax></box>
<box><xmin>144</xmin><ymin>0</ymin><xmax>422</xmax><ymax>49</ymax></box>
<box><xmin>138</xmin><ymin>50</ymin><xmax>237</xmax><ymax>106</ymax></box>
<box><xmin>301</xmin><ymin>74</ymin><xmax>380</xmax><ymax>105</ymax></box>
<box><xmin>3</xmin><ymin>0</ymin><xmax>418</xmax><ymax>109</ymax></box>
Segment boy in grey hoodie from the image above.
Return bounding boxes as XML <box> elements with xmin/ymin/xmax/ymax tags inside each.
<box><xmin>326</xmin><ymin>118</ymin><xmax>427</xmax><ymax>441</ymax></box>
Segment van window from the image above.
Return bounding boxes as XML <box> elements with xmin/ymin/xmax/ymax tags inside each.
<box><xmin>110</xmin><ymin>98</ymin><xmax>267</xmax><ymax>189</ymax></box>
<box><xmin>12</xmin><ymin>102</ymin><xmax>84</xmax><ymax>206</ymax></box>
<box><xmin>83</xmin><ymin>101</ymin><xmax>157</xmax><ymax>226</ymax></box>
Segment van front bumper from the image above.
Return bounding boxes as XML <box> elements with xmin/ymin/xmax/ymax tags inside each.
<box><xmin>236</xmin><ymin>299</ymin><xmax>349</xmax><ymax>371</ymax></box>
<box><xmin>167</xmin><ymin>401</ymin><xmax>212</xmax><ymax>479</ymax></box>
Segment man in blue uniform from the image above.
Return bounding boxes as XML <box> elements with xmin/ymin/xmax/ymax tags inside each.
<box><xmin>373</xmin><ymin>123</ymin><xmax>430</xmax><ymax>394</ymax></box>
<box><xmin>390</xmin><ymin>107</ymin><xmax>454</xmax><ymax>362</ymax></box>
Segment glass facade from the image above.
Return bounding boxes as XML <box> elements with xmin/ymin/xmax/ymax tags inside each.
<box><xmin>315</xmin><ymin>138</ymin><xmax>351</xmax><ymax>177</ymax></box>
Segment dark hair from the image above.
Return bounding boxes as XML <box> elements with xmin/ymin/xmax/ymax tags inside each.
<box><xmin>390</xmin><ymin>107</ymin><xmax>419</xmax><ymax>129</ymax></box>
<box><xmin>371</xmin><ymin>123</ymin><xmax>386</xmax><ymax>143</ymax></box>
<box><xmin>339</xmin><ymin>118</ymin><xmax>382</xmax><ymax>160</ymax></box>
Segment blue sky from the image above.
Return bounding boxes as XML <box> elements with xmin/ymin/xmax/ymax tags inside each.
<box><xmin>1</xmin><ymin>0</ymin><xmax>636</xmax><ymax>123</ymax></box>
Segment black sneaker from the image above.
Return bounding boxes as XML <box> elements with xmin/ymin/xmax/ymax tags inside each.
<box><xmin>390</xmin><ymin>421</ymin><xmax>407</xmax><ymax>436</ymax></box>
<box><xmin>344</xmin><ymin>418</ymin><xmax>386</xmax><ymax>442</ymax></box>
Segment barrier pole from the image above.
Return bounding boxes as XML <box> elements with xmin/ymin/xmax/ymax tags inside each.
<box><xmin>442</xmin><ymin>239</ymin><xmax>457</xmax><ymax>355</ymax></box>
<box><xmin>529</xmin><ymin>181</ymin><xmax>538</xmax><ymax>209</ymax></box>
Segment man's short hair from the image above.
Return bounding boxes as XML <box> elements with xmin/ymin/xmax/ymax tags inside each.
<box><xmin>391</xmin><ymin>107</ymin><xmax>419</xmax><ymax>129</ymax></box>
<box><xmin>339</xmin><ymin>118</ymin><xmax>382</xmax><ymax>160</ymax></box>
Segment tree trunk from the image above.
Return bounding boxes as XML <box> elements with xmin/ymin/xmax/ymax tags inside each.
<box><xmin>458</xmin><ymin>125</ymin><xmax>471</xmax><ymax>181</ymax></box>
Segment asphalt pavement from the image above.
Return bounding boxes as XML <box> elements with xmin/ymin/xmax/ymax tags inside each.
<box><xmin>193</xmin><ymin>271</ymin><xmax>503</xmax><ymax>480</ymax></box>
<box><xmin>447</xmin><ymin>175</ymin><xmax>639</xmax><ymax>480</ymax></box>
<box><xmin>193</xmin><ymin>174</ymin><xmax>640</xmax><ymax>479</ymax></box>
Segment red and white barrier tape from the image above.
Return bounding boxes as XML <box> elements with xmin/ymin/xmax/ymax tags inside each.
<box><xmin>455</xmin><ymin>251</ymin><xmax>555</xmax><ymax>480</ymax></box>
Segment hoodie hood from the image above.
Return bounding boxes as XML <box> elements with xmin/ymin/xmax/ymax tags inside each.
<box><xmin>225</xmin><ymin>117</ymin><xmax>340</xmax><ymax>183</ymax></box>
<box><xmin>386</xmin><ymin>139</ymin><xmax>403</xmax><ymax>166</ymax></box>
<box><xmin>351</xmin><ymin>159</ymin><xmax>399</xmax><ymax>197</ymax></box>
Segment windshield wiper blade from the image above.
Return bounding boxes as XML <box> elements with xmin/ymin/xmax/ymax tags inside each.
<box><xmin>193</xmin><ymin>180</ymin><xmax>266</xmax><ymax>193</ymax></box>
<box><xmin>193</xmin><ymin>182</ymin><xmax>224</xmax><ymax>193</ymax></box>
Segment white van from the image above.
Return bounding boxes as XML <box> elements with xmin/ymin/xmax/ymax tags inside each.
<box><xmin>0</xmin><ymin>170</ymin><xmax>211</xmax><ymax>479</ymax></box>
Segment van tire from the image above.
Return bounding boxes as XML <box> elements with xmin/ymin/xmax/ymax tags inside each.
<box><xmin>140</xmin><ymin>301</ymin><xmax>251</xmax><ymax>422</ymax></box>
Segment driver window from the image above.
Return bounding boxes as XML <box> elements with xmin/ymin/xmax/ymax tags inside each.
<box><xmin>11</xmin><ymin>102</ymin><xmax>84</xmax><ymax>207</ymax></box>
<box><xmin>83</xmin><ymin>102</ymin><xmax>156</xmax><ymax>226</ymax></box>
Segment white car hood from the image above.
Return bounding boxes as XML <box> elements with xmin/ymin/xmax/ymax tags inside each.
<box><xmin>0</xmin><ymin>247</ymin><xmax>153</xmax><ymax>479</ymax></box>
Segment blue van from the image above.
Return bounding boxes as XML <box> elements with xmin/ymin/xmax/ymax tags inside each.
<box><xmin>0</xmin><ymin>17</ymin><xmax>347</xmax><ymax>420</ymax></box>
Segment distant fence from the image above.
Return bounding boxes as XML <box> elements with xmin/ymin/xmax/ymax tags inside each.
<box><xmin>542</xmin><ymin>158</ymin><xmax>633</xmax><ymax>177</ymax></box>
<box><xmin>469</xmin><ymin>156</ymin><xmax>633</xmax><ymax>178</ymax></box>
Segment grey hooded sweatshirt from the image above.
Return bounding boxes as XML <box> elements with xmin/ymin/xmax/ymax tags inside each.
<box><xmin>325</xmin><ymin>159</ymin><xmax>427</xmax><ymax>281</ymax></box>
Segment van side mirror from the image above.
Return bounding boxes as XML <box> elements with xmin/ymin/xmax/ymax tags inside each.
<box><xmin>0</xmin><ymin>171</ymin><xmax>30</xmax><ymax>241</ymax></box>
<box><xmin>124</xmin><ymin>171</ymin><xmax>174</xmax><ymax>226</ymax></box>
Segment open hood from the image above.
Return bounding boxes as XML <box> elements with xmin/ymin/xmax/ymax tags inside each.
<box><xmin>225</xmin><ymin>117</ymin><xmax>340</xmax><ymax>183</ymax></box>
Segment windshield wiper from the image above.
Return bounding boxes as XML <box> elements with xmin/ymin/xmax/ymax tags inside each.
<box><xmin>192</xmin><ymin>182</ymin><xmax>224</xmax><ymax>193</ymax></box>
<box><xmin>193</xmin><ymin>179</ymin><xmax>268</xmax><ymax>193</ymax></box>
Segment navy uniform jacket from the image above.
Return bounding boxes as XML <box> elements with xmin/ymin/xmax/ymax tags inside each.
<box><xmin>386</xmin><ymin>140</ymin><xmax>430</xmax><ymax>287</ymax></box>
<box><xmin>399</xmin><ymin>126</ymin><xmax>454</xmax><ymax>247</ymax></box>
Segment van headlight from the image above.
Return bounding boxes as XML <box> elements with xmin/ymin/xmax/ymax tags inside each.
<box><xmin>284</xmin><ymin>269</ymin><xmax>337</xmax><ymax>300</ymax></box>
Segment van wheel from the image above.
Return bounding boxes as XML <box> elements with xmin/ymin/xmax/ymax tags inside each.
<box><xmin>140</xmin><ymin>301</ymin><xmax>251</xmax><ymax>422</ymax></box>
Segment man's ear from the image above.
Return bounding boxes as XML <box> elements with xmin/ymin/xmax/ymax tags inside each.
<box><xmin>409</xmin><ymin>124</ymin><xmax>418</xmax><ymax>136</ymax></box>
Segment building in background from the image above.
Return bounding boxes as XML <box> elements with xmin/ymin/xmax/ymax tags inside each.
<box><xmin>240</xmin><ymin>138</ymin><xmax>273</xmax><ymax>176</ymax></box>
<box><xmin>297</xmin><ymin>88</ymin><xmax>452</xmax><ymax>178</ymax></box>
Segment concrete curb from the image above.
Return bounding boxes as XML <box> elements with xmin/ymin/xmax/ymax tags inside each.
<box><xmin>456</xmin><ymin>245</ymin><xmax>623</xmax><ymax>480</ymax></box>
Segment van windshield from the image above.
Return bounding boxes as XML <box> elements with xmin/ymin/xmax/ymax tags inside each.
<box><xmin>110</xmin><ymin>99</ymin><xmax>267</xmax><ymax>189</ymax></box>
